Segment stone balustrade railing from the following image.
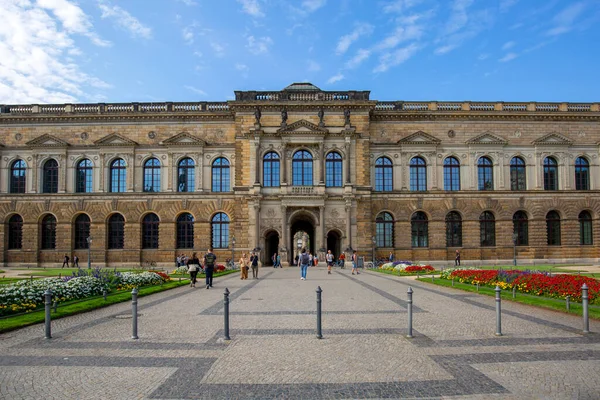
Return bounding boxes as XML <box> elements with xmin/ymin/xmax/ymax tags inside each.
<box><xmin>0</xmin><ymin>102</ymin><xmax>231</xmax><ymax>115</ymax></box>
<box><xmin>373</xmin><ymin>101</ymin><xmax>600</xmax><ymax>112</ymax></box>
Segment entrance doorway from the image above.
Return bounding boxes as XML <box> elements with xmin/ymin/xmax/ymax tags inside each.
<box><xmin>290</xmin><ymin>213</ymin><xmax>315</xmax><ymax>265</ymax></box>
<box><xmin>326</xmin><ymin>230</ymin><xmax>342</xmax><ymax>259</ymax></box>
<box><xmin>265</xmin><ymin>231</ymin><xmax>279</xmax><ymax>266</ymax></box>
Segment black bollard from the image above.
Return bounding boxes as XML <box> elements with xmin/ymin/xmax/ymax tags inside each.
<box><xmin>131</xmin><ymin>288</ymin><xmax>139</xmax><ymax>340</ymax></box>
<box><xmin>566</xmin><ymin>295</ymin><xmax>570</xmax><ymax>312</ymax></box>
<box><xmin>103</xmin><ymin>290</ymin><xmax>107</xmax><ymax>301</ymax></box>
<box><xmin>406</xmin><ymin>287</ymin><xmax>414</xmax><ymax>338</ymax></box>
<box><xmin>316</xmin><ymin>286</ymin><xmax>323</xmax><ymax>339</ymax></box>
<box><xmin>223</xmin><ymin>288</ymin><xmax>231</xmax><ymax>340</ymax></box>
<box><xmin>582</xmin><ymin>284</ymin><xmax>589</xmax><ymax>334</ymax></box>
<box><xmin>44</xmin><ymin>289</ymin><xmax>52</xmax><ymax>339</ymax></box>
<box><xmin>495</xmin><ymin>286</ymin><xmax>502</xmax><ymax>336</ymax></box>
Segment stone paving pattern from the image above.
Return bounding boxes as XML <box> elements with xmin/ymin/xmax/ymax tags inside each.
<box><xmin>1</xmin><ymin>266</ymin><xmax>599</xmax><ymax>399</ymax></box>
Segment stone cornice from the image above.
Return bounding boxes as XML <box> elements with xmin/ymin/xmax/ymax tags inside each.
<box><xmin>0</xmin><ymin>113</ymin><xmax>234</xmax><ymax>125</ymax></box>
<box><xmin>371</xmin><ymin>112</ymin><xmax>600</xmax><ymax>122</ymax></box>
<box><xmin>229</xmin><ymin>103</ymin><xmax>377</xmax><ymax>113</ymax></box>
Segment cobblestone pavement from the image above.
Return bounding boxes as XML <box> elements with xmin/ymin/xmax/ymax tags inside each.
<box><xmin>1</xmin><ymin>266</ymin><xmax>599</xmax><ymax>399</ymax></box>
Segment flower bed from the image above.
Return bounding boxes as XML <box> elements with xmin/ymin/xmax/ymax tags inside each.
<box><xmin>405</xmin><ymin>265</ymin><xmax>435</xmax><ymax>273</ymax></box>
<box><xmin>444</xmin><ymin>268</ymin><xmax>600</xmax><ymax>303</ymax></box>
<box><xmin>378</xmin><ymin>262</ymin><xmax>434</xmax><ymax>274</ymax></box>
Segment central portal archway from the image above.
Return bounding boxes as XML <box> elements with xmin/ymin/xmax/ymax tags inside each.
<box><xmin>289</xmin><ymin>210</ymin><xmax>317</xmax><ymax>265</ymax></box>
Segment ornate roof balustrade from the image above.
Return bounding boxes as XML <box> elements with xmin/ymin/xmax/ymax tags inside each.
<box><xmin>0</xmin><ymin>102</ymin><xmax>231</xmax><ymax>115</ymax></box>
<box><xmin>373</xmin><ymin>101</ymin><xmax>600</xmax><ymax>113</ymax></box>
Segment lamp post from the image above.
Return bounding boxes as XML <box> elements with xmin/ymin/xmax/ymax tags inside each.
<box><xmin>86</xmin><ymin>236</ymin><xmax>92</xmax><ymax>269</ymax></box>
<box><xmin>512</xmin><ymin>233</ymin><xmax>518</xmax><ymax>267</ymax></box>
<box><xmin>231</xmin><ymin>236</ymin><xmax>236</xmax><ymax>268</ymax></box>
<box><xmin>372</xmin><ymin>235</ymin><xmax>376</xmax><ymax>264</ymax></box>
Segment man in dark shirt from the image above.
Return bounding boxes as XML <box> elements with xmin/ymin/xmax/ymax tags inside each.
<box><xmin>203</xmin><ymin>248</ymin><xmax>217</xmax><ymax>289</ymax></box>
<box><xmin>250</xmin><ymin>252</ymin><xmax>259</xmax><ymax>279</ymax></box>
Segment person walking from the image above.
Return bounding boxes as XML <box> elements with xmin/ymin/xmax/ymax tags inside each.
<box><xmin>388</xmin><ymin>252</ymin><xmax>394</xmax><ymax>263</ymax></box>
<box><xmin>73</xmin><ymin>255</ymin><xmax>79</xmax><ymax>268</ymax></box>
<box><xmin>272</xmin><ymin>253</ymin><xmax>277</xmax><ymax>268</ymax></box>
<box><xmin>299</xmin><ymin>248</ymin><xmax>310</xmax><ymax>280</ymax></box>
<box><xmin>339</xmin><ymin>252</ymin><xmax>345</xmax><ymax>269</ymax></box>
<box><xmin>187</xmin><ymin>252</ymin><xmax>201</xmax><ymax>287</ymax></box>
<box><xmin>352</xmin><ymin>250</ymin><xmax>359</xmax><ymax>275</ymax></box>
<box><xmin>455</xmin><ymin>249</ymin><xmax>461</xmax><ymax>266</ymax></box>
<box><xmin>61</xmin><ymin>254</ymin><xmax>70</xmax><ymax>269</ymax></box>
<box><xmin>309</xmin><ymin>252</ymin><xmax>314</xmax><ymax>268</ymax></box>
<box><xmin>276</xmin><ymin>253</ymin><xmax>281</xmax><ymax>268</ymax></box>
<box><xmin>250</xmin><ymin>252</ymin><xmax>259</xmax><ymax>279</ymax></box>
<box><xmin>313</xmin><ymin>253</ymin><xmax>319</xmax><ymax>267</ymax></box>
<box><xmin>239</xmin><ymin>253</ymin><xmax>249</xmax><ymax>280</ymax></box>
<box><xmin>326</xmin><ymin>250</ymin><xmax>334</xmax><ymax>274</ymax></box>
<box><xmin>203</xmin><ymin>248</ymin><xmax>217</xmax><ymax>289</ymax></box>
<box><xmin>176</xmin><ymin>255</ymin><xmax>182</xmax><ymax>269</ymax></box>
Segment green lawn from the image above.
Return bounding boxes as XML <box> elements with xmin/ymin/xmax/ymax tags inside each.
<box><xmin>417</xmin><ymin>277</ymin><xmax>600</xmax><ymax>320</ymax></box>
<box><xmin>0</xmin><ymin>277</ymin><xmax>30</xmax><ymax>285</ymax></box>
<box><xmin>370</xmin><ymin>268</ymin><xmax>441</xmax><ymax>277</ymax></box>
<box><xmin>13</xmin><ymin>267</ymin><xmax>141</xmax><ymax>277</ymax></box>
<box><xmin>0</xmin><ymin>269</ymin><xmax>238</xmax><ymax>333</ymax></box>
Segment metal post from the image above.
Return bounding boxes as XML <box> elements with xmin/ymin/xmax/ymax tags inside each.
<box><xmin>131</xmin><ymin>288</ymin><xmax>139</xmax><ymax>340</ymax></box>
<box><xmin>512</xmin><ymin>286</ymin><xmax>516</xmax><ymax>299</ymax></box>
<box><xmin>44</xmin><ymin>289</ymin><xmax>52</xmax><ymax>339</ymax></box>
<box><xmin>451</xmin><ymin>278</ymin><xmax>454</xmax><ymax>287</ymax></box>
<box><xmin>495</xmin><ymin>285</ymin><xmax>502</xmax><ymax>336</ymax></box>
<box><xmin>476</xmin><ymin>283</ymin><xmax>479</xmax><ymax>292</ymax></box>
<box><xmin>582</xmin><ymin>283</ymin><xmax>589</xmax><ymax>334</ymax></box>
<box><xmin>406</xmin><ymin>287</ymin><xmax>414</xmax><ymax>338</ymax></box>
<box><xmin>223</xmin><ymin>288</ymin><xmax>231</xmax><ymax>340</ymax></box>
<box><xmin>103</xmin><ymin>290</ymin><xmax>107</xmax><ymax>301</ymax></box>
<box><xmin>316</xmin><ymin>286</ymin><xmax>323</xmax><ymax>339</ymax></box>
<box><xmin>431</xmin><ymin>274</ymin><xmax>434</xmax><ymax>283</ymax></box>
<box><xmin>566</xmin><ymin>295</ymin><xmax>570</xmax><ymax>312</ymax></box>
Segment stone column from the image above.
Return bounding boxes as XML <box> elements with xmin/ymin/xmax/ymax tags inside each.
<box><xmin>98</xmin><ymin>153</ymin><xmax>105</xmax><ymax>192</ymax></box>
<box><xmin>167</xmin><ymin>153</ymin><xmax>174</xmax><ymax>192</ymax></box>
<box><xmin>345</xmin><ymin>138</ymin><xmax>352</xmax><ymax>184</ymax></box>
<box><xmin>254</xmin><ymin>138</ymin><xmax>261</xmax><ymax>185</ymax></box>
<box><xmin>280</xmin><ymin>204</ymin><xmax>287</xmax><ymax>251</ymax></box>
<box><xmin>319</xmin><ymin>206</ymin><xmax>325</xmax><ymax>250</ymax></box>
<box><xmin>319</xmin><ymin>143</ymin><xmax>325</xmax><ymax>184</ymax></box>
<box><xmin>59</xmin><ymin>154</ymin><xmax>67</xmax><ymax>193</ymax></box>
<box><xmin>196</xmin><ymin>150</ymin><xmax>203</xmax><ymax>191</ymax></box>
<box><xmin>281</xmin><ymin>146</ymin><xmax>288</xmax><ymax>185</ymax></box>
<box><xmin>32</xmin><ymin>155</ymin><xmax>38</xmax><ymax>193</ymax></box>
<box><xmin>127</xmin><ymin>154</ymin><xmax>135</xmax><ymax>192</ymax></box>
<box><xmin>254</xmin><ymin>202</ymin><xmax>261</xmax><ymax>249</ymax></box>
<box><xmin>345</xmin><ymin>200</ymin><xmax>352</xmax><ymax>250</ymax></box>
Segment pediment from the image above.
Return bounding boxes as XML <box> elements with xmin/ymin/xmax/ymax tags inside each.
<box><xmin>397</xmin><ymin>131</ymin><xmax>441</xmax><ymax>145</ymax></box>
<box><xmin>277</xmin><ymin>119</ymin><xmax>328</xmax><ymax>134</ymax></box>
<box><xmin>161</xmin><ymin>132</ymin><xmax>206</xmax><ymax>146</ymax></box>
<box><xmin>532</xmin><ymin>132</ymin><xmax>572</xmax><ymax>145</ymax></box>
<box><xmin>466</xmin><ymin>132</ymin><xmax>507</xmax><ymax>145</ymax></box>
<box><xmin>26</xmin><ymin>134</ymin><xmax>69</xmax><ymax>147</ymax></box>
<box><xmin>94</xmin><ymin>133</ymin><xmax>138</xmax><ymax>147</ymax></box>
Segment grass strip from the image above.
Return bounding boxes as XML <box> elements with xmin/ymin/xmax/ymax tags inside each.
<box><xmin>370</xmin><ymin>268</ymin><xmax>441</xmax><ymax>277</ymax></box>
<box><xmin>0</xmin><ymin>269</ymin><xmax>238</xmax><ymax>333</ymax></box>
<box><xmin>417</xmin><ymin>277</ymin><xmax>600</xmax><ymax>320</ymax></box>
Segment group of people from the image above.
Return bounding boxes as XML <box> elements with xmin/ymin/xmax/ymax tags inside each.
<box><xmin>239</xmin><ymin>252</ymin><xmax>260</xmax><ymax>279</ymax></box>
<box><xmin>186</xmin><ymin>248</ymin><xmax>217</xmax><ymax>289</ymax></box>
<box><xmin>293</xmin><ymin>252</ymin><xmax>320</xmax><ymax>267</ymax></box>
<box><xmin>301</xmin><ymin>249</ymin><xmax>359</xmax><ymax>280</ymax></box>
<box><xmin>271</xmin><ymin>252</ymin><xmax>282</xmax><ymax>268</ymax></box>
<box><xmin>61</xmin><ymin>254</ymin><xmax>79</xmax><ymax>268</ymax></box>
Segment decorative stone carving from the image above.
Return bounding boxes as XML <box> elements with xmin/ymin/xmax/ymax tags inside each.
<box><xmin>448</xmin><ymin>130</ymin><xmax>455</xmax><ymax>138</ymax></box>
<box><xmin>267</xmin><ymin>208</ymin><xmax>275</xmax><ymax>218</ymax></box>
<box><xmin>15</xmin><ymin>133</ymin><xmax>22</xmax><ymax>141</ymax></box>
<box><xmin>148</xmin><ymin>131</ymin><xmax>156</xmax><ymax>139</ymax></box>
<box><xmin>44</xmin><ymin>199</ymin><xmax>51</xmax><ymax>211</ymax></box>
<box><xmin>81</xmin><ymin>132</ymin><xmax>88</xmax><ymax>140</ymax></box>
<box><xmin>112</xmin><ymin>198</ymin><xmax>118</xmax><ymax>210</ymax></box>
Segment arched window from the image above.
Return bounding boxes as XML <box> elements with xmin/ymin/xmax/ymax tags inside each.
<box><xmin>177</xmin><ymin>158</ymin><xmax>195</xmax><ymax>192</ymax></box>
<box><xmin>8</xmin><ymin>214</ymin><xmax>23</xmax><ymax>249</ymax></box>
<box><xmin>543</xmin><ymin>157</ymin><xmax>558</xmax><ymax>190</ymax></box>
<box><xmin>479</xmin><ymin>211</ymin><xmax>496</xmax><ymax>247</ymax></box>
<box><xmin>177</xmin><ymin>213</ymin><xmax>194</xmax><ymax>249</ymax></box>
<box><xmin>375</xmin><ymin>212</ymin><xmax>394</xmax><ymax>248</ymax></box>
<box><xmin>443</xmin><ymin>157</ymin><xmax>460</xmax><ymax>191</ymax></box>
<box><xmin>513</xmin><ymin>211</ymin><xmax>528</xmax><ymax>246</ymax></box>
<box><xmin>510</xmin><ymin>157</ymin><xmax>526</xmax><ymax>191</ymax></box>
<box><xmin>575</xmin><ymin>157</ymin><xmax>589</xmax><ymax>191</ymax></box>
<box><xmin>445</xmin><ymin>212</ymin><xmax>462</xmax><ymax>247</ymax></box>
<box><xmin>292</xmin><ymin>151</ymin><xmax>313</xmax><ymax>186</ymax></box>
<box><xmin>375</xmin><ymin>157</ymin><xmax>393</xmax><ymax>192</ymax></box>
<box><xmin>579</xmin><ymin>211</ymin><xmax>593</xmax><ymax>245</ymax></box>
<box><xmin>211</xmin><ymin>212</ymin><xmax>230</xmax><ymax>249</ymax></box>
<box><xmin>410</xmin><ymin>157</ymin><xmax>427</xmax><ymax>191</ymax></box>
<box><xmin>76</xmin><ymin>159</ymin><xmax>93</xmax><ymax>193</ymax></box>
<box><xmin>142</xmin><ymin>213</ymin><xmax>160</xmax><ymax>249</ymax></box>
<box><xmin>110</xmin><ymin>158</ymin><xmax>126</xmax><ymax>193</ymax></box>
<box><xmin>10</xmin><ymin>159</ymin><xmax>26</xmax><ymax>193</ymax></box>
<box><xmin>74</xmin><ymin>214</ymin><xmax>90</xmax><ymax>249</ymax></box>
<box><xmin>43</xmin><ymin>159</ymin><xmax>59</xmax><ymax>193</ymax></box>
<box><xmin>263</xmin><ymin>152</ymin><xmax>280</xmax><ymax>187</ymax></box>
<box><xmin>478</xmin><ymin>156</ymin><xmax>493</xmax><ymax>191</ymax></box>
<box><xmin>107</xmin><ymin>214</ymin><xmax>125</xmax><ymax>250</ymax></box>
<box><xmin>411</xmin><ymin>212</ymin><xmax>428</xmax><ymax>247</ymax></box>
<box><xmin>143</xmin><ymin>158</ymin><xmax>161</xmax><ymax>192</ymax></box>
<box><xmin>41</xmin><ymin>214</ymin><xmax>56</xmax><ymax>250</ymax></box>
<box><xmin>546</xmin><ymin>211</ymin><xmax>561</xmax><ymax>246</ymax></box>
<box><xmin>212</xmin><ymin>157</ymin><xmax>230</xmax><ymax>192</ymax></box>
<box><xmin>326</xmin><ymin>152</ymin><xmax>343</xmax><ymax>187</ymax></box>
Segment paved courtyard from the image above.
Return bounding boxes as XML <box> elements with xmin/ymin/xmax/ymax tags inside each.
<box><xmin>1</xmin><ymin>267</ymin><xmax>599</xmax><ymax>399</ymax></box>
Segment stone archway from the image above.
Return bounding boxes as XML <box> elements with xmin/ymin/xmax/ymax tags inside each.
<box><xmin>264</xmin><ymin>230</ymin><xmax>279</xmax><ymax>266</ymax></box>
<box><xmin>326</xmin><ymin>230</ymin><xmax>342</xmax><ymax>260</ymax></box>
<box><xmin>289</xmin><ymin>210</ymin><xmax>317</xmax><ymax>265</ymax></box>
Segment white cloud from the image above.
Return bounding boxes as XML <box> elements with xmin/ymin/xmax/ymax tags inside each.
<box><xmin>302</xmin><ymin>0</ymin><xmax>326</xmax><ymax>13</ymax></box>
<box><xmin>0</xmin><ymin>0</ymin><xmax>110</xmax><ymax>103</ymax></box>
<box><xmin>345</xmin><ymin>49</ymin><xmax>370</xmax><ymax>69</ymax></box>
<box><xmin>194</xmin><ymin>51</ymin><xmax>203</xmax><ymax>57</ymax></box>
<box><xmin>182</xmin><ymin>26</ymin><xmax>194</xmax><ymax>45</ymax></box>
<box><xmin>307</xmin><ymin>60</ymin><xmax>321</xmax><ymax>72</ymax></box>
<box><xmin>335</xmin><ymin>23</ymin><xmax>374</xmax><ymax>55</ymax></box>
<box><xmin>246</xmin><ymin>35</ymin><xmax>273</xmax><ymax>55</ymax></box>
<box><xmin>98</xmin><ymin>1</ymin><xmax>152</xmax><ymax>39</ymax></box>
<box><xmin>235</xmin><ymin>63</ymin><xmax>249</xmax><ymax>71</ymax></box>
<box><xmin>374</xmin><ymin>23</ymin><xmax>423</xmax><ymax>51</ymax></box>
<box><xmin>210</xmin><ymin>42</ymin><xmax>226</xmax><ymax>57</ymax></box>
<box><xmin>434</xmin><ymin>44</ymin><xmax>456</xmax><ymax>55</ymax></box>
<box><xmin>442</xmin><ymin>0</ymin><xmax>473</xmax><ymax>36</ymax></box>
<box><xmin>546</xmin><ymin>2</ymin><xmax>586</xmax><ymax>36</ymax></box>
<box><xmin>184</xmin><ymin>85</ymin><xmax>207</xmax><ymax>96</ymax></box>
<box><xmin>499</xmin><ymin>52</ymin><xmax>518</xmax><ymax>62</ymax></box>
<box><xmin>326</xmin><ymin>73</ymin><xmax>344</xmax><ymax>84</ymax></box>
<box><xmin>477</xmin><ymin>53</ymin><xmax>489</xmax><ymax>60</ymax></box>
<box><xmin>382</xmin><ymin>0</ymin><xmax>423</xmax><ymax>13</ymax></box>
<box><xmin>434</xmin><ymin>2</ymin><xmax>493</xmax><ymax>56</ymax></box>
<box><xmin>502</xmin><ymin>41</ymin><xmax>515</xmax><ymax>50</ymax></box>
<box><xmin>288</xmin><ymin>0</ymin><xmax>326</xmax><ymax>18</ymax></box>
<box><xmin>499</xmin><ymin>0</ymin><xmax>518</xmax><ymax>13</ymax></box>
<box><xmin>374</xmin><ymin>43</ymin><xmax>420</xmax><ymax>73</ymax></box>
<box><xmin>178</xmin><ymin>0</ymin><xmax>198</xmax><ymax>5</ymax></box>
<box><xmin>237</xmin><ymin>0</ymin><xmax>264</xmax><ymax>18</ymax></box>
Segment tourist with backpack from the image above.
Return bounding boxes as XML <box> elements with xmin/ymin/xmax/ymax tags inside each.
<box><xmin>61</xmin><ymin>254</ymin><xmax>70</xmax><ymax>268</ymax></box>
<box><xmin>250</xmin><ymin>252</ymin><xmax>259</xmax><ymax>279</ymax></box>
<box><xmin>326</xmin><ymin>250</ymin><xmax>334</xmax><ymax>274</ymax></box>
<box><xmin>187</xmin><ymin>252</ymin><xmax>201</xmax><ymax>288</ymax></box>
<box><xmin>203</xmin><ymin>248</ymin><xmax>217</xmax><ymax>289</ymax></box>
<box><xmin>299</xmin><ymin>248</ymin><xmax>310</xmax><ymax>280</ymax></box>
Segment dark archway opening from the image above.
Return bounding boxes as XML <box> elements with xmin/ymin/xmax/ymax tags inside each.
<box><xmin>265</xmin><ymin>231</ymin><xmax>279</xmax><ymax>266</ymax></box>
<box><xmin>290</xmin><ymin>218</ymin><xmax>315</xmax><ymax>265</ymax></box>
<box><xmin>326</xmin><ymin>230</ymin><xmax>342</xmax><ymax>260</ymax></box>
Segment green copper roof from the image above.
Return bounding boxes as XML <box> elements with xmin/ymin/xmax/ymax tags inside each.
<box><xmin>283</xmin><ymin>82</ymin><xmax>321</xmax><ymax>91</ymax></box>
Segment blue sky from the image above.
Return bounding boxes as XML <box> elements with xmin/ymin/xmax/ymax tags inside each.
<box><xmin>1</xmin><ymin>0</ymin><xmax>599</xmax><ymax>104</ymax></box>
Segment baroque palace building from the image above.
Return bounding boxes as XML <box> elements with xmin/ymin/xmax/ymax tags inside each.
<box><xmin>0</xmin><ymin>82</ymin><xmax>599</xmax><ymax>267</ymax></box>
